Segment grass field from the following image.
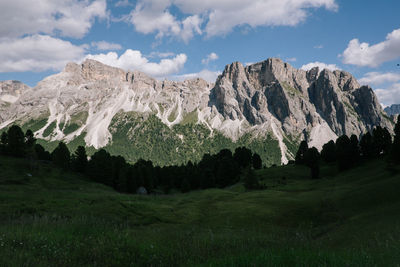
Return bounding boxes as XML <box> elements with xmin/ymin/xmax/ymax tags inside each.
<box><xmin>0</xmin><ymin>155</ymin><xmax>400</xmax><ymax>266</ymax></box>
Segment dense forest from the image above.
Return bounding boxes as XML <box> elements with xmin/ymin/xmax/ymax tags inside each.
<box><xmin>1</xmin><ymin>117</ymin><xmax>399</xmax><ymax>194</ymax></box>
<box><xmin>0</xmin><ymin>126</ymin><xmax>263</xmax><ymax>193</ymax></box>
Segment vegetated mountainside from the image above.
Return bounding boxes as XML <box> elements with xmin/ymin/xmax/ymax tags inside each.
<box><xmin>0</xmin><ymin>58</ymin><xmax>392</xmax><ymax>165</ymax></box>
<box><xmin>384</xmin><ymin>104</ymin><xmax>400</xmax><ymax>116</ymax></box>
<box><xmin>0</xmin><ymin>155</ymin><xmax>399</xmax><ymax>265</ymax></box>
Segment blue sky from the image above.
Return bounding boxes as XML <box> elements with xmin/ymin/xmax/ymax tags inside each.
<box><xmin>0</xmin><ymin>0</ymin><xmax>400</xmax><ymax>105</ymax></box>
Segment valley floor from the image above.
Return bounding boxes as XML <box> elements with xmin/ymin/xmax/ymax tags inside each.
<box><xmin>0</xmin><ymin>155</ymin><xmax>400</xmax><ymax>266</ymax></box>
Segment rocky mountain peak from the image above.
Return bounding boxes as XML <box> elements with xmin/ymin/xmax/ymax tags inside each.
<box><xmin>0</xmin><ymin>57</ymin><xmax>393</xmax><ymax>165</ymax></box>
<box><xmin>384</xmin><ymin>104</ymin><xmax>400</xmax><ymax>116</ymax></box>
<box><xmin>0</xmin><ymin>80</ymin><xmax>30</xmax><ymax>104</ymax></box>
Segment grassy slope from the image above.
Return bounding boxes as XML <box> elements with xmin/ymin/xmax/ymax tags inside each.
<box><xmin>0</xmin><ymin>156</ymin><xmax>400</xmax><ymax>266</ymax></box>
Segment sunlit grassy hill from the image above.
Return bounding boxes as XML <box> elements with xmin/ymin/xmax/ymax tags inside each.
<box><xmin>1</xmin><ymin>155</ymin><xmax>400</xmax><ymax>266</ymax></box>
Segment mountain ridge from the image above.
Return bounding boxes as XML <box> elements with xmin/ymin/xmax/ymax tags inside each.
<box><xmin>0</xmin><ymin>58</ymin><xmax>393</xmax><ymax>165</ymax></box>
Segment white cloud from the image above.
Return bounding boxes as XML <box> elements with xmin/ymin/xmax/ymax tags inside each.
<box><xmin>171</xmin><ymin>69</ymin><xmax>221</xmax><ymax>83</ymax></box>
<box><xmin>359</xmin><ymin>72</ymin><xmax>400</xmax><ymax>86</ymax></box>
<box><xmin>375</xmin><ymin>83</ymin><xmax>400</xmax><ymax>106</ymax></box>
<box><xmin>181</xmin><ymin>15</ymin><xmax>203</xmax><ymax>43</ymax></box>
<box><xmin>127</xmin><ymin>0</ymin><xmax>337</xmax><ymax>42</ymax></box>
<box><xmin>0</xmin><ymin>35</ymin><xmax>86</xmax><ymax>72</ymax></box>
<box><xmin>91</xmin><ymin>41</ymin><xmax>122</xmax><ymax>51</ymax></box>
<box><xmin>286</xmin><ymin>57</ymin><xmax>297</xmax><ymax>62</ymax></box>
<box><xmin>0</xmin><ymin>0</ymin><xmax>107</xmax><ymax>39</ymax></box>
<box><xmin>301</xmin><ymin>61</ymin><xmax>339</xmax><ymax>72</ymax></box>
<box><xmin>86</xmin><ymin>49</ymin><xmax>187</xmax><ymax>77</ymax></box>
<box><xmin>115</xmin><ymin>0</ymin><xmax>132</xmax><ymax>7</ymax></box>
<box><xmin>130</xmin><ymin>2</ymin><xmax>182</xmax><ymax>39</ymax></box>
<box><xmin>201</xmin><ymin>52</ymin><xmax>219</xmax><ymax>65</ymax></box>
<box><xmin>314</xmin><ymin>45</ymin><xmax>323</xmax><ymax>49</ymax></box>
<box><xmin>341</xmin><ymin>28</ymin><xmax>400</xmax><ymax>67</ymax></box>
<box><xmin>148</xmin><ymin>51</ymin><xmax>175</xmax><ymax>58</ymax></box>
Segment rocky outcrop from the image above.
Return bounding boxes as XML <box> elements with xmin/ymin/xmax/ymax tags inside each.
<box><xmin>0</xmin><ymin>80</ymin><xmax>29</xmax><ymax>103</ymax></box>
<box><xmin>210</xmin><ymin>58</ymin><xmax>392</xmax><ymax>141</ymax></box>
<box><xmin>0</xmin><ymin>80</ymin><xmax>30</xmax><ymax>124</ymax></box>
<box><xmin>0</xmin><ymin>58</ymin><xmax>393</xmax><ymax>163</ymax></box>
<box><xmin>384</xmin><ymin>104</ymin><xmax>400</xmax><ymax>116</ymax></box>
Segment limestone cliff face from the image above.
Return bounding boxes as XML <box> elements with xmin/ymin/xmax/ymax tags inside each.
<box><xmin>0</xmin><ymin>58</ymin><xmax>393</xmax><ymax>163</ymax></box>
<box><xmin>0</xmin><ymin>80</ymin><xmax>30</xmax><ymax>125</ymax></box>
<box><xmin>384</xmin><ymin>104</ymin><xmax>400</xmax><ymax>116</ymax></box>
<box><xmin>209</xmin><ymin>58</ymin><xmax>392</xmax><ymax>142</ymax></box>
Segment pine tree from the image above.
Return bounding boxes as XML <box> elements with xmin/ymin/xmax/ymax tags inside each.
<box><xmin>7</xmin><ymin>125</ymin><xmax>25</xmax><ymax>157</ymax></box>
<box><xmin>87</xmin><ymin>149</ymin><xmax>113</xmax><ymax>185</ymax></box>
<box><xmin>72</xmin><ymin>146</ymin><xmax>88</xmax><ymax>173</ymax></box>
<box><xmin>295</xmin><ymin>141</ymin><xmax>308</xmax><ymax>164</ymax></box>
<box><xmin>349</xmin><ymin>134</ymin><xmax>360</xmax><ymax>164</ymax></box>
<box><xmin>34</xmin><ymin>144</ymin><xmax>51</xmax><ymax>161</ymax></box>
<box><xmin>304</xmin><ymin>147</ymin><xmax>320</xmax><ymax>179</ymax></box>
<box><xmin>321</xmin><ymin>140</ymin><xmax>336</xmax><ymax>163</ymax></box>
<box><xmin>360</xmin><ymin>132</ymin><xmax>374</xmax><ymax>159</ymax></box>
<box><xmin>25</xmin><ymin>129</ymin><xmax>37</xmax><ymax>170</ymax></box>
<box><xmin>336</xmin><ymin>135</ymin><xmax>352</xmax><ymax>170</ymax></box>
<box><xmin>233</xmin><ymin>147</ymin><xmax>252</xmax><ymax>168</ymax></box>
<box><xmin>372</xmin><ymin>126</ymin><xmax>391</xmax><ymax>157</ymax></box>
<box><xmin>252</xmin><ymin>153</ymin><xmax>262</xmax><ymax>169</ymax></box>
<box><xmin>390</xmin><ymin>117</ymin><xmax>400</xmax><ymax>162</ymax></box>
<box><xmin>0</xmin><ymin>131</ymin><xmax>8</xmax><ymax>155</ymax></box>
<box><xmin>51</xmin><ymin>142</ymin><xmax>70</xmax><ymax>169</ymax></box>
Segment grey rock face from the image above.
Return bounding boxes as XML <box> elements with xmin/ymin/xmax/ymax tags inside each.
<box><xmin>0</xmin><ymin>58</ymin><xmax>392</xmax><ymax>163</ymax></box>
<box><xmin>384</xmin><ymin>104</ymin><xmax>400</xmax><ymax>116</ymax></box>
<box><xmin>0</xmin><ymin>80</ymin><xmax>30</xmax><ymax>123</ymax></box>
<box><xmin>210</xmin><ymin>58</ymin><xmax>392</xmax><ymax>140</ymax></box>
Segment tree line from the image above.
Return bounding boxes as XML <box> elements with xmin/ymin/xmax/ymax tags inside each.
<box><xmin>295</xmin><ymin>117</ymin><xmax>400</xmax><ymax>178</ymax></box>
<box><xmin>0</xmin><ymin>125</ymin><xmax>263</xmax><ymax>194</ymax></box>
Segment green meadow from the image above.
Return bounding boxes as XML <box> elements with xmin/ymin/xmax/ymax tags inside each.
<box><xmin>0</xmin><ymin>155</ymin><xmax>399</xmax><ymax>266</ymax></box>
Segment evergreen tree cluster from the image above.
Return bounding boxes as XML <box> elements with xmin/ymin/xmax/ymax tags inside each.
<box><xmin>295</xmin><ymin>118</ymin><xmax>400</xmax><ymax>178</ymax></box>
<box><xmin>0</xmin><ymin>125</ymin><xmax>263</xmax><ymax>194</ymax></box>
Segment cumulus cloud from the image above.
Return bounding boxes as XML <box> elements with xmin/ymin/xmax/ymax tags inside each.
<box><xmin>341</xmin><ymin>28</ymin><xmax>400</xmax><ymax>67</ymax></box>
<box><xmin>202</xmin><ymin>52</ymin><xmax>219</xmax><ymax>65</ymax></box>
<box><xmin>359</xmin><ymin>72</ymin><xmax>400</xmax><ymax>86</ymax></box>
<box><xmin>148</xmin><ymin>51</ymin><xmax>175</xmax><ymax>58</ymax></box>
<box><xmin>115</xmin><ymin>0</ymin><xmax>132</xmax><ymax>7</ymax></box>
<box><xmin>301</xmin><ymin>61</ymin><xmax>340</xmax><ymax>72</ymax></box>
<box><xmin>375</xmin><ymin>83</ymin><xmax>400</xmax><ymax>106</ymax></box>
<box><xmin>0</xmin><ymin>35</ymin><xmax>86</xmax><ymax>72</ymax></box>
<box><xmin>86</xmin><ymin>49</ymin><xmax>187</xmax><ymax>77</ymax></box>
<box><xmin>127</xmin><ymin>0</ymin><xmax>337</xmax><ymax>41</ymax></box>
<box><xmin>91</xmin><ymin>41</ymin><xmax>122</xmax><ymax>51</ymax></box>
<box><xmin>0</xmin><ymin>0</ymin><xmax>107</xmax><ymax>39</ymax></box>
<box><xmin>171</xmin><ymin>69</ymin><xmax>221</xmax><ymax>83</ymax></box>
<box><xmin>130</xmin><ymin>2</ymin><xmax>182</xmax><ymax>39</ymax></box>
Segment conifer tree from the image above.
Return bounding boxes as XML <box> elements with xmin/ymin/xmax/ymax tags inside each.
<box><xmin>7</xmin><ymin>125</ymin><xmax>25</xmax><ymax>157</ymax></box>
<box><xmin>304</xmin><ymin>147</ymin><xmax>320</xmax><ymax>179</ymax></box>
<box><xmin>72</xmin><ymin>146</ymin><xmax>88</xmax><ymax>173</ymax></box>
<box><xmin>252</xmin><ymin>153</ymin><xmax>262</xmax><ymax>169</ymax></box>
<box><xmin>336</xmin><ymin>135</ymin><xmax>352</xmax><ymax>170</ymax></box>
<box><xmin>360</xmin><ymin>132</ymin><xmax>374</xmax><ymax>159</ymax></box>
<box><xmin>321</xmin><ymin>140</ymin><xmax>336</xmax><ymax>163</ymax></box>
<box><xmin>51</xmin><ymin>142</ymin><xmax>70</xmax><ymax>169</ymax></box>
<box><xmin>391</xmin><ymin>117</ymin><xmax>400</xmax><ymax>162</ymax></box>
<box><xmin>0</xmin><ymin>132</ymin><xmax>8</xmax><ymax>155</ymax></box>
<box><xmin>295</xmin><ymin>141</ymin><xmax>308</xmax><ymax>164</ymax></box>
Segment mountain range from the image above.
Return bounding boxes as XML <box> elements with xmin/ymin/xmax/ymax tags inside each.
<box><xmin>384</xmin><ymin>104</ymin><xmax>400</xmax><ymax>116</ymax></box>
<box><xmin>0</xmin><ymin>58</ymin><xmax>393</xmax><ymax>165</ymax></box>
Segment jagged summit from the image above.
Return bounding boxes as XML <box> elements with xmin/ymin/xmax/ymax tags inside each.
<box><xmin>0</xmin><ymin>58</ymin><xmax>393</xmax><ymax>165</ymax></box>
